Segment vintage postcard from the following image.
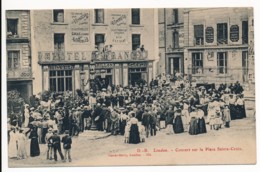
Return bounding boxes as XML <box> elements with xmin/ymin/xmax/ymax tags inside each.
<box><xmin>2</xmin><ymin>1</ymin><xmax>257</xmax><ymax>168</ymax></box>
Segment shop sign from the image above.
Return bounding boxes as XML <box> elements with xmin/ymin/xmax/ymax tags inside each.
<box><xmin>128</xmin><ymin>62</ymin><xmax>147</xmax><ymax>68</ymax></box>
<box><xmin>49</xmin><ymin>65</ymin><xmax>74</xmax><ymax>70</ymax></box>
<box><xmin>110</xmin><ymin>11</ymin><xmax>128</xmax><ymax>44</ymax></box>
<box><xmin>205</xmin><ymin>27</ymin><xmax>214</xmax><ymax>43</ymax></box>
<box><xmin>70</xmin><ymin>11</ymin><xmax>90</xmax><ymax>44</ymax></box>
<box><xmin>230</xmin><ymin>25</ymin><xmax>239</xmax><ymax>42</ymax></box>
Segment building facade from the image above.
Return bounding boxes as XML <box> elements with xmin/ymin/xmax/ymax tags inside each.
<box><xmin>6</xmin><ymin>10</ymin><xmax>33</xmax><ymax>102</ymax></box>
<box><xmin>158</xmin><ymin>8</ymin><xmax>185</xmax><ymax>76</ymax></box>
<box><xmin>183</xmin><ymin>8</ymin><xmax>254</xmax><ymax>86</ymax></box>
<box><xmin>159</xmin><ymin>8</ymin><xmax>254</xmax><ymax>86</ymax></box>
<box><xmin>31</xmin><ymin>9</ymin><xmax>158</xmax><ymax>95</ymax></box>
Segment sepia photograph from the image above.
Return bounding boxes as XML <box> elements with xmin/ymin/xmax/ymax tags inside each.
<box><xmin>2</xmin><ymin>0</ymin><xmax>259</xmax><ymax>170</ymax></box>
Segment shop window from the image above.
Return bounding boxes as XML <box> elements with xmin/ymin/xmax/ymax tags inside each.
<box><xmin>242</xmin><ymin>21</ymin><xmax>248</xmax><ymax>44</ymax></box>
<box><xmin>192</xmin><ymin>53</ymin><xmax>203</xmax><ymax>74</ymax></box>
<box><xmin>53</xmin><ymin>9</ymin><xmax>64</xmax><ymax>22</ymax></box>
<box><xmin>194</xmin><ymin>25</ymin><xmax>204</xmax><ymax>45</ymax></box>
<box><xmin>95</xmin><ymin>9</ymin><xmax>104</xmax><ymax>23</ymax></box>
<box><xmin>217</xmin><ymin>23</ymin><xmax>228</xmax><ymax>44</ymax></box>
<box><xmin>7</xmin><ymin>19</ymin><xmax>18</xmax><ymax>37</ymax></box>
<box><xmin>173</xmin><ymin>9</ymin><xmax>178</xmax><ymax>24</ymax></box>
<box><xmin>49</xmin><ymin>70</ymin><xmax>72</xmax><ymax>92</ymax></box>
<box><xmin>132</xmin><ymin>34</ymin><xmax>141</xmax><ymax>50</ymax></box>
<box><xmin>217</xmin><ymin>52</ymin><xmax>228</xmax><ymax>74</ymax></box>
<box><xmin>131</xmin><ymin>9</ymin><xmax>140</xmax><ymax>25</ymax></box>
<box><xmin>8</xmin><ymin>51</ymin><xmax>20</xmax><ymax>69</ymax></box>
<box><xmin>173</xmin><ymin>31</ymin><xmax>179</xmax><ymax>48</ymax></box>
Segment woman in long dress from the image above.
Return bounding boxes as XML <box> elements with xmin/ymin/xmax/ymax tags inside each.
<box><xmin>8</xmin><ymin>127</ymin><xmax>18</xmax><ymax>159</ymax></box>
<box><xmin>128</xmin><ymin>114</ymin><xmax>140</xmax><ymax>144</ymax></box>
<box><xmin>189</xmin><ymin>107</ymin><xmax>199</xmax><ymax>135</ymax></box>
<box><xmin>17</xmin><ymin>129</ymin><xmax>28</xmax><ymax>159</ymax></box>
<box><xmin>29</xmin><ymin>124</ymin><xmax>40</xmax><ymax>157</ymax></box>
<box><xmin>173</xmin><ymin>108</ymin><xmax>184</xmax><ymax>134</ymax></box>
<box><xmin>235</xmin><ymin>95</ymin><xmax>246</xmax><ymax>119</ymax></box>
<box><xmin>197</xmin><ymin>105</ymin><xmax>207</xmax><ymax>134</ymax></box>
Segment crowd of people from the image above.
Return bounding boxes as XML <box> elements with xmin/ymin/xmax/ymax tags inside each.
<box><xmin>7</xmin><ymin>73</ymin><xmax>247</xmax><ymax>161</ymax></box>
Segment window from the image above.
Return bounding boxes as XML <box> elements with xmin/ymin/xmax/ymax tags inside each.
<box><xmin>173</xmin><ymin>9</ymin><xmax>178</xmax><ymax>24</ymax></box>
<box><xmin>217</xmin><ymin>23</ymin><xmax>228</xmax><ymax>44</ymax></box>
<box><xmin>242</xmin><ymin>21</ymin><xmax>248</xmax><ymax>44</ymax></box>
<box><xmin>53</xmin><ymin>10</ymin><xmax>64</xmax><ymax>22</ymax></box>
<box><xmin>217</xmin><ymin>52</ymin><xmax>227</xmax><ymax>74</ymax></box>
<box><xmin>192</xmin><ymin>53</ymin><xmax>203</xmax><ymax>74</ymax></box>
<box><xmin>131</xmin><ymin>9</ymin><xmax>140</xmax><ymax>25</ymax></box>
<box><xmin>194</xmin><ymin>25</ymin><xmax>204</xmax><ymax>45</ymax></box>
<box><xmin>54</xmin><ymin>33</ymin><xmax>65</xmax><ymax>60</ymax></box>
<box><xmin>8</xmin><ymin>51</ymin><xmax>20</xmax><ymax>69</ymax></box>
<box><xmin>173</xmin><ymin>31</ymin><xmax>179</xmax><ymax>48</ymax></box>
<box><xmin>49</xmin><ymin>70</ymin><xmax>72</xmax><ymax>92</ymax></box>
<box><xmin>132</xmin><ymin>34</ymin><xmax>140</xmax><ymax>50</ymax></box>
<box><xmin>95</xmin><ymin>34</ymin><xmax>105</xmax><ymax>52</ymax></box>
<box><xmin>7</xmin><ymin>19</ymin><xmax>18</xmax><ymax>36</ymax></box>
<box><xmin>95</xmin><ymin>9</ymin><xmax>104</xmax><ymax>23</ymax></box>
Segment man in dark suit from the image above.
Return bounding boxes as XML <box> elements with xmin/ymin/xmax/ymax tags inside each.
<box><xmin>50</xmin><ymin>130</ymin><xmax>64</xmax><ymax>161</ymax></box>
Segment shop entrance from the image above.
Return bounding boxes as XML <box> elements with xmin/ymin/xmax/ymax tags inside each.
<box><xmin>95</xmin><ymin>75</ymin><xmax>112</xmax><ymax>89</ymax></box>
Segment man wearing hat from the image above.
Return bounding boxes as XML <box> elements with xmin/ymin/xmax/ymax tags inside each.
<box><xmin>61</xmin><ymin>130</ymin><xmax>72</xmax><ymax>162</ymax></box>
<box><xmin>49</xmin><ymin>130</ymin><xmax>64</xmax><ymax>161</ymax></box>
<box><xmin>82</xmin><ymin>106</ymin><xmax>92</xmax><ymax>131</ymax></box>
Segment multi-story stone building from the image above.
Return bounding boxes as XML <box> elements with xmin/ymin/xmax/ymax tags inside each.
<box><xmin>159</xmin><ymin>8</ymin><xmax>254</xmax><ymax>87</ymax></box>
<box><xmin>158</xmin><ymin>8</ymin><xmax>185</xmax><ymax>76</ymax></box>
<box><xmin>31</xmin><ymin>9</ymin><xmax>159</xmax><ymax>95</ymax></box>
<box><xmin>184</xmin><ymin>8</ymin><xmax>254</xmax><ymax>86</ymax></box>
<box><xmin>6</xmin><ymin>10</ymin><xmax>33</xmax><ymax>101</ymax></box>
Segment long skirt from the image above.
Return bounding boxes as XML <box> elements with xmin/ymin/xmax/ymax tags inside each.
<box><xmin>236</xmin><ymin>105</ymin><xmax>246</xmax><ymax>119</ymax></box>
<box><xmin>30</xmin><ymin>138</ymin><xmax>40</xmax><ymax>157</ymax></box>
<box><xmin>129</xmin><ymin>124</ymin><xmax>140</xmax><ymax>144</ymax></box>
<box><xmin>173</xmin><ymin>116</ymin><xmax>184</xmax><ymax>134</ymax></box>
<box><xmin>198</xmin><ymin>118</ymin><xmax>207</xmax><ymax>134</ymax></box>
<box><xmin>230</xmin><ymin>104</ymin><xmax>237</xmax><ymax>120</ymax></box>
<box><xmin>189</xmin><ymin>117</ymin><xmax>199</xmax><ymax>135</ymax></box>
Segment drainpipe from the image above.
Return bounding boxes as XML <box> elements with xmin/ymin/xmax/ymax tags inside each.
<box><xmin>164</xmin><ymin>8</ymin><xmax>167</xmax><ymax>75</ymax></box>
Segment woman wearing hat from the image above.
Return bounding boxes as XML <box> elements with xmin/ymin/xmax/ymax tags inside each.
<box><xmin>173</xmin><ymin>108</ymin><xmax>184</xmax><ymax>134</ymax></box>
<box><xmin>197</xmin><ymin>105</ymin><xmax>207</xmax><ymax>134</ymax></box>
<box><xmin>28</xmin><ymin>123</ymin><xmax>40</xmax><ymax>157</ymax></box>
<box><xmin>17</xmin><ymin>128</ymin><xmax>28</xmax><ymax>159</ymax></box>
<box><xmin>189</xmin><ymin>106</ymin><xmax>199</xmax><ymax>135</ymax></box>
<box><xmin>128</xmin><ymin>113</ymin><xmax>140</xmax><ymax>144</ymax></box>
<box><xmin>8</xmin><ymin>127</ymin><xmax>18</xmax><ymax>159</ymax></box>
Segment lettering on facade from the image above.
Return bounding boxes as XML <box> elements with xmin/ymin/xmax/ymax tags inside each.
<box><xmin>206</xmin><ymin>27</ymin><xmax>214</xmax><ymax>43</ymax></box>
<box><xmin>70</xmin><ymin>11</ymin><xmax>90</xmax><ymax>44</ymax></box>
<box><xmin>95</xmin><ymin>63</ymin><xmax>114</xmax><ymax>68</ymax></box>
<box><xmin>128</xmin><ymin>62</ymin><xmax>147</xmax><ymax>68</ymax></box>
<box><xmin>110</xmin><ymin>12</ymin><xmax>128</xmax><ymax>44</ymax></box>
<box><xmin>49</xmin><ymin>65</ymin><xmax>74</xmax><ymax>70</ymax></box>
<box><xmin>230</xmin><ymin>25</ymin><xmax>239</xmax><ymax>42</ymax></box>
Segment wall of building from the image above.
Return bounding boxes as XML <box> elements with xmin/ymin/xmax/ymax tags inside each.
<box><xmin>183</xmin><ymin>8</ymin><xmax>252</xmax><ymax>85</ymax></box>
<box><xmin>31</xmin><ymin>9</ymin><xmax>158</xmax><ymax>94</ymax></box>
<box><xmin>6</xmin><ymin>11</ymin><xmax>31</xmax><ymax>69</ymax></box>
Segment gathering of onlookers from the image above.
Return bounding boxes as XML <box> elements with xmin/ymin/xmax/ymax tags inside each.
<box><xmin>7</xmin><ymin>72</ymin><xmax>247</xmax><ymax>162</ymax></box>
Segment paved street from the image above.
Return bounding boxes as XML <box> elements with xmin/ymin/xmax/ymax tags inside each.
<box><xmin>9</xmin><ymin>109</ymin><xmax>256</xmax><ymax>167</ymax></box>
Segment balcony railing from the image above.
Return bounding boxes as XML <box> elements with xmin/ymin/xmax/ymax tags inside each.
<box><xmin>7</xmin><ymin>68</ymin><xmax>32</xmax><ymax>79</ymax></box>
<box><xmin>38</xmin><ymin>50</ymin><xmax>148</xmax><ymax>63</ymax></box>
